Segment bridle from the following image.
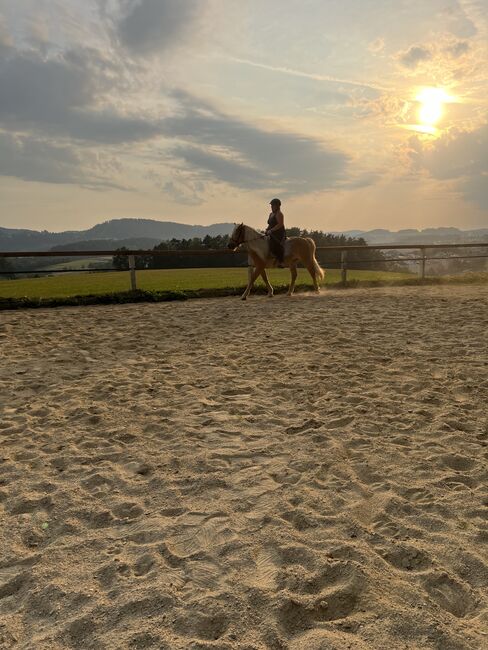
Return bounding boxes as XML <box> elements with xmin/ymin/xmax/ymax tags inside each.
<box><xmin>229</xmin><ymin>224</ymin><xmax>266</xmax><ymax>249</ymax></box>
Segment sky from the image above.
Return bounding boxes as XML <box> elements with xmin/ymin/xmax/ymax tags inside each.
<box><xmin>0</xmin><ymin>0</ymin><xmax>487</xmax><ymax>233</ymax></box>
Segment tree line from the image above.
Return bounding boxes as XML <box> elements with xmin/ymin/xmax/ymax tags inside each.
<box><xmin>112</xmin><ymin>230</ymin><xmax>398</xmax><ymax>270</ymax></box>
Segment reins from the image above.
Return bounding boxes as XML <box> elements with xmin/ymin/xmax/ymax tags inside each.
<box><xmin>241</xmin><ymin>234</ymin><xmax>266</xmax><ymax>245</ymax></box>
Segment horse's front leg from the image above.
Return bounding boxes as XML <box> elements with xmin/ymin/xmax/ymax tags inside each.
<box><xmin>288</xmin><ymin>264</ymin><xmax>298</xmax><ymax>295</ymax></box>
<box><xmin>241</xmin><ymin>266</ymin><xmax>260</xmax><ymax>300</ymax></box>
<box><xmin>260</xmin><ymin>269</ymin><xmax>274</xmax><ymax>297</ymax></box>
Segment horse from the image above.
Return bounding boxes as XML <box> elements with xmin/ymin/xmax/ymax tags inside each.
<box><xmin>228</xmin><ymin>223</ymin><xmax>325</xmax><ymax>300</ymax></box>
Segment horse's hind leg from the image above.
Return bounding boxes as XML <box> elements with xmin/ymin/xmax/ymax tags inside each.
<box><xmin>241</xmin><ymin>266</ymin><xmax>260</xmax><ymax>300</ymax></box>
<box><xmin>260</xmin><ymin>269</ymin><xmax>274</xmax><ymax>297</ymax></box>
<box><xmin>306</xmin><ymin>264</ymin><xmax>320</xmax><ymax>293</ymax></box>
<box><xmin>288</xmin><ymin>264</ymin><xmax>298</xmax><ymax>295</ymax></box>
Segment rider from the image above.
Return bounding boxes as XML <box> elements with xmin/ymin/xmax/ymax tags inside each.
<box><xmin>265</xmin><ymin>198</ymin><xmax>286</xmax><ymax>265</ymax></box>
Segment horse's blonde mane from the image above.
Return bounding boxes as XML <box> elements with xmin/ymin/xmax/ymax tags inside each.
<box><xmin>240</xmin><ymin>224</ymin><xmax>261</xmax><ymax>238</ymax></box>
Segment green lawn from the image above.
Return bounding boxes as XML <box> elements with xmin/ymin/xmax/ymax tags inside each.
<box><xmin>0</xmin><ymin>267</ymin><xmax>412</xmax><ymax>299</ymax></box>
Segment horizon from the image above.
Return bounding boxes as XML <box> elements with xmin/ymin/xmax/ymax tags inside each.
<box><xmin>2</xmin><ymin>216</ymin><xmax>488</xmax><ymax>236</ymax></box>
<box><xmin>0</xmin><ymin>1</ymin><xmax>487</xmax><ymax>232</ymax></box>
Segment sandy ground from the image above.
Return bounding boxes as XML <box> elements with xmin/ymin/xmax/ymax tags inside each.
<box><xmin>0</xmin><ymin>284</ymin><xmax>487</xmax><ymax>650</ymax></box>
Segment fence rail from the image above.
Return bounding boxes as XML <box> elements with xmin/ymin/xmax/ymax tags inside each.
<box><xmin>1</xmin><ymin>242</ymin><xmax>487</xmax><ymax>288</ymax></box>
<box><xmin>2</xmin><ymin>242</ymin><xmax>488</xmax><ymax>258</ymax></box>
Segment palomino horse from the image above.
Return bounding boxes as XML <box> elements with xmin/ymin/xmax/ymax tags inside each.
<box><xmin>228</xmin><ymin>223</ymin><xmax>324</xmax><ymax>300</ymax></box>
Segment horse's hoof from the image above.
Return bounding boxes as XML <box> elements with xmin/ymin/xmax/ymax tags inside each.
<box><xmin>267</xmin><ymin>294</ymin><xmax>274</xmax><ymax>298</ymax></box>
<box><xmin>241</xmin><ymin>296</ymin><xmax>247</xmax><ymax>301</ymax></box>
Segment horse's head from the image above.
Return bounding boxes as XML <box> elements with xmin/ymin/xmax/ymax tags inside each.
<box><xmin>228</xmin><ymin>223</ymin><xmax>245</xmax><ymax>250</ymax></box>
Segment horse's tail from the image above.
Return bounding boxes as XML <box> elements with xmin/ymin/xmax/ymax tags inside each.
<box><xmin>305</xmin><ymin>237</ymin><xmax>325</xmax><ymax>280</ymax></box>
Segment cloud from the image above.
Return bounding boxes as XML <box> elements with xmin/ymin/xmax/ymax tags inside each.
<box><xmin>0</xmin><ymin>131</ymin><xmax>122</xmax><ymax>188</ymax></box>
<box><xmin>0</xmin><ymin>39</ymin><xmax>353</xmax><ymax>197</ymax></box>
<box><xmin>399</xmin><ymin>45</ymin><xmax>432</xmax><ymax>68</ymax></box>
<box><xmin>459</xmin><ymin>172</ymin><xmax>488</xmax><ymax>210</ymax></box>
<box><xmin>457</xmin><ymin>0</ymin><xmax>486</xmax><ymax>37</ymax></box>
<box><xmin>162</xmin><ymin>179</ymin><xmax>204</xmax><ymax>206</ymax></box>
<box><xmin>0</xmin><ymin>40</ymin><xmax>353</xmax><ymax>197</ymax></box>
<box><xmin>0</xmin><ymin>14</ymin><xmax>13</xmax><ymax>55</ymax></box>
<box><xmin>171</xmin><ymin>146</ymin><xmax>270</xmax><ymax>191</ymax></box>
<box><xmin>0</xmin><ymin>15</ymin><xmax>370</xmax><ymax>197</ymax></box>
<box><xmin>393</xmin><ymin>31</ymin><xmax>485</xmax><ymax>86</ymax></box>
<box><xmin>160</xmin><ymin>92</ymin><xmax>350</xmax><ymax>195</ymax></box>
<box><xmin>144</xmin><ymin>166</ymin><xmax>205</xmax><ymax>205</ymax></box>
<box><xmin>61</xmin><ymin>109</ymin><xmax>161</xmax><ymax>144</ymax></box>
<box><xmin>409</xmin><ymin>124</ymin><xmax>488</xmax><ymax>209</ymax></box>
<box><xmin>0</xmin><ymin>48</ymin><xmax>96</xmax><ymax>120</ymax></box>
<box><xmin>0</xmin><ymin>46</ymin><xmax>161</xmax><ymax>143</ymax></box>
<box><xmin>26</xmin><ymin>12</ymin><xmax>51</xmax><ymax>53</ymax></box>
<box><xmin>368</xmin><ymin>38</ymin><xmax>385</xmax><ymax>54</ymax></box>
<box><xmin>444</xmin><ymin>40</ymin><xmax>470</xmax><ymax>58</ymax></box>
<box><xmin>116</xmin><ymin>0</ymin><xmax>202</xmax><ymax>55</ymax></box>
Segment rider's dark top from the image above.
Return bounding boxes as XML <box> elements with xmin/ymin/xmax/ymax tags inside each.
<box><xmin>267</xmin><ymin>212</ymin><xmax>286</xmax><ymax>262</ymax></box>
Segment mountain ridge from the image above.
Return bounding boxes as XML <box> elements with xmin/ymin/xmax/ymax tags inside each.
<box><xmin>1</xmin><ymin>217</ymin><xmax>487</xmax><ymax>251</ymax></box>
<box><xmin>0</xmin><ymin>219</ymin><xmax>235</xmax><ymax>252</ymax></box>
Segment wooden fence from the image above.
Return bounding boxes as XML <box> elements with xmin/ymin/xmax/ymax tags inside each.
<box><xmin>1</xmin><ymin>242</ymin><xmax>487</xmax><ymax>289</ymax></box>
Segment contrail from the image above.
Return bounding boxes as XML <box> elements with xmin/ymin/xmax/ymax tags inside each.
<box><xmin>229</xmin><ymin>56</ymin><xmax>390</xmax><ymax>93</ymax></box>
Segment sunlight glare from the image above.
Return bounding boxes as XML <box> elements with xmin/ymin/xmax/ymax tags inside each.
<box><xmin>416</xmin><ymin>88</ymin><xmax>451</xmax><ymax>126</ymax></box>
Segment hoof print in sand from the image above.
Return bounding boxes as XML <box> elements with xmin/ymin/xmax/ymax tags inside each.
<box><xmin>278</xmin><ymin>588</ymin><xmax>359</xmax><ymax>634</ymax></box>
<box><xmin>111</xmin><ymin>502</ymin><xmax>144</xmax><ymax>520</ymax></box>
<box><xmin>8</xmin><ymin>496</ymin><xmax>53</xmax><ymax>515</ymax></box>
<box><xmin>423</xmin><ymin>572</ymin><xmax>478</xmax><ymax>618</ymax></box>
<box><xmin>379</xmin><ymin>544</ymin><xmax>432</xmax><ymax>572</ymax></box>
<box><xmin>288</xmin><ymin>628</ymin><xmax>373</xmax><ymax>650</ymax></box>
<box><xmin>278</xmin><ymin>564</ymin><xmax>365</xmax><ymax>634</ymax></box>
<box><xmin>0</xmin><ymin>572</ymin><xmax>31</xmax><ymax>602</ymax></box>
<box><xmin>173</xmin><ymin>600</ymin><xmax>230</xmax><ymax>641</ymax></box>
<box><xmin>441</xmin><ymin>455</ymin><xmax>476</xmax><ymax>472</ymax></box>
<box><xmin>133</xmin><ymin>553</ymin><xmax>156</xmax><ymax>577</ymax></box>
<box><xmin>128</xmin><ymin>632</ymin><xmax>168</xmax><ymax>649</ymax></box>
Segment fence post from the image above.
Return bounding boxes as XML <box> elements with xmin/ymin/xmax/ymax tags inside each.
<box><xmin>129</xmin><ymin>255</ymin><xmax>137</xmax><ymax>291</ymax></box>
<box><xmin>419</xmin><ymin>248</ymin><xmax>426</xmax><ymax>280</ymax></box>
<box><xmin>341</xmin><ymin>250</ymin><xmax>348</xmax><ymax>285</ymax></box>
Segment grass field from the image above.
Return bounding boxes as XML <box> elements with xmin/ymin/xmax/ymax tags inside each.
<box><xmin>43</xmin><ymin>257</ymin><xmax>113</xmax><ymax>271</ymax></box>
<box><xmin>0</xmin><ymin>267</ymin><xmax>413</xmax><ymax>299</ymax></box>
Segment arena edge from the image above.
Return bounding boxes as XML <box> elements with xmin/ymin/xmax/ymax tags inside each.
<box><xmin>1</xmin><ymin>274</ymin><xmax>487</xmax><ymax>310</ymax></box>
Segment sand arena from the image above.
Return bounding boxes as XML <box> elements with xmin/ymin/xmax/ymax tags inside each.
<box><xmin>0</xmin><ymin>285</ymin><xmax>487</xmax><ymax>649</ymax></box>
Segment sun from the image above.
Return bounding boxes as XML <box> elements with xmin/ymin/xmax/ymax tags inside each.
<box><xmin>416</xmin><ymin>88</ymin><xmax>451</xmax><ymax>127</ymax></box>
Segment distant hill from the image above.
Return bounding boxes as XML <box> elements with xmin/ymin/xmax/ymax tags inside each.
<box><xmin>0</xmin><ymin>218</ymin><xmax>235</xmax><ymax>252</ymax></box>
<box><xmin>337</xmin><ymin>227</ymin><xmax>488</xmax><ymax>245</ymax></box>
<box><xmin>83</xmin><ymin>219</ymin><xmax>233</xmax><ymax>241</ymax></box>
<box><xmin>49</xmin><ymin>238</ymin><xmax>163</xmax><ymax>252</ymax></box>
<box><xmin>1</xmin><ymin>218</ymin><xmax>487</xmax><ymax>252</ymax></box>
